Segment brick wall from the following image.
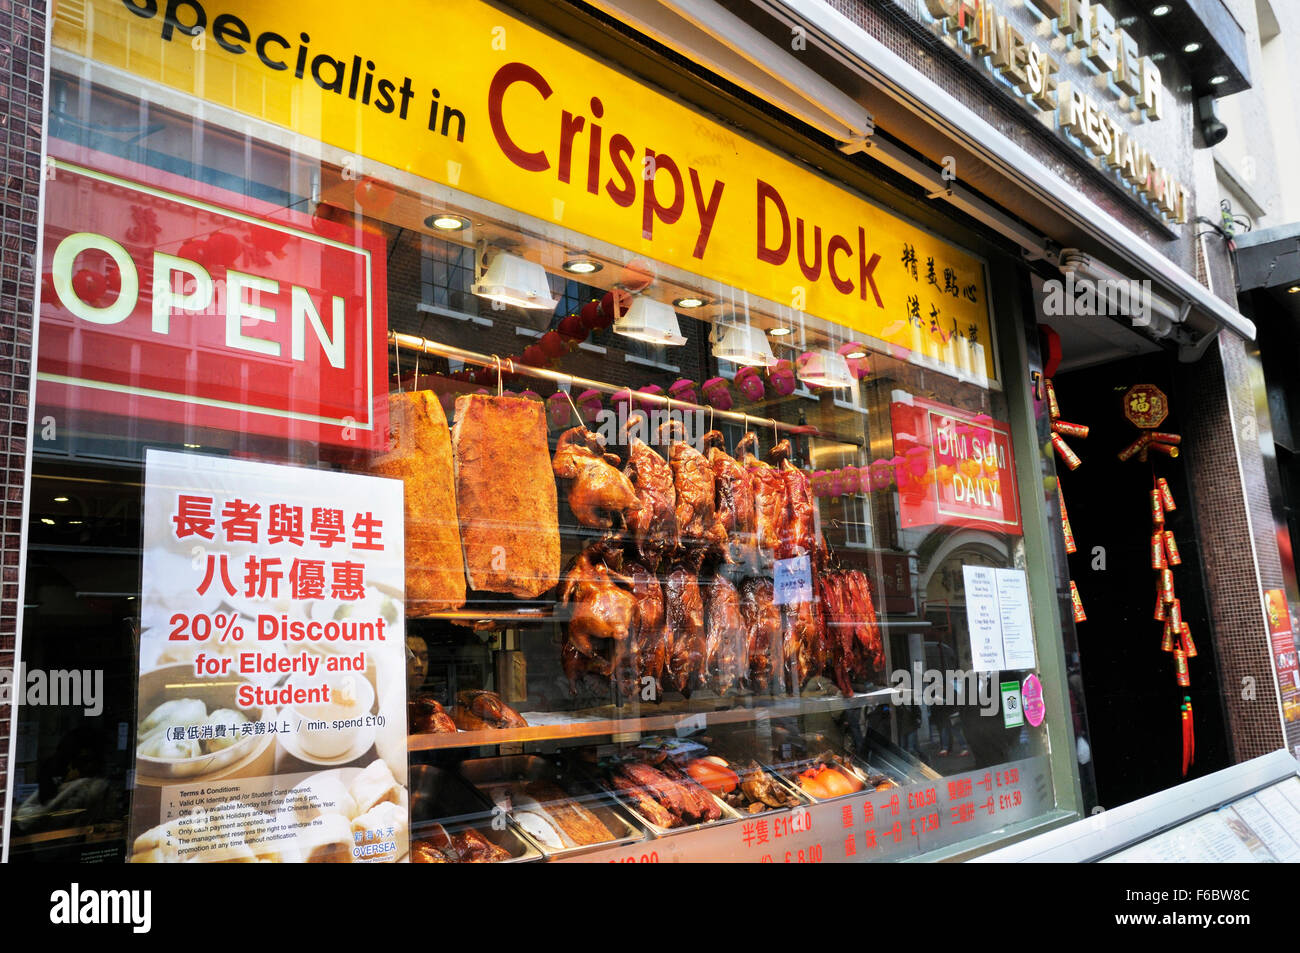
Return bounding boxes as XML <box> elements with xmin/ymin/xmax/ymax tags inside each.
<box><xmin>0</xmin><ymin>0</ymin><xmax>44</xmax><ymax>834</ymax></box>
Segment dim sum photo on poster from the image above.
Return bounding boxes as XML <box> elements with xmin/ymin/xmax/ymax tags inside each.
<box><xmin>130</xmin><ymin>450</ymin><xmax>409</xmax><ymax>862</ymax></box>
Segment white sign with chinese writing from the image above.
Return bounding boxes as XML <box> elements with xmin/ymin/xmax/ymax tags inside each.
<box><xmin>130</xmin><ymin>450</ymin><xmax>409</xmax><ymax>863</ymax></box>
<box><xmin>962</xmin><ymin>566</ymin><xmax>1036</xmax><ymax>672</ymax></box>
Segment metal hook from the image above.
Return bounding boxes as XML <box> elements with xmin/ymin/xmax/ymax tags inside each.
<box><xmin>492</xmin><ymin>355</ymin><xmax>502</xmax><ymax>397</ymax></box>
<box><xmin>393</xmin><ymin>333</ymin><xmax>402</xmax><ymax>394</ymax></box>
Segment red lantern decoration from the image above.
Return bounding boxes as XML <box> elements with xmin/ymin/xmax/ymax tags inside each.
<box><xmin>71</xmin><ymin>269</ymin><xmax>106</xmax><ymax>304</ymax></box>
<box><xmin>205</xmin><ymin>231</ymin><xmax>242</xmax><ymax>268</ymax></box>
<box><xmin>597</xmin><ymin>288</ymin><xmax>629</xmax><ymax>328</ymax></box>
<box><xmin>557</xmin><ymin>312</ymin><xmax>586</xmax><ymax>344</ymax></box>
<box><xmin>177</xmin><ymin>238</ymin><xmax>209</xmax><ymax>266</ymax></box>
<box><xmin>538</xmin><ymin>330</ymin><xmax>566</xmax><ymax>360</ymax></box>
<box><xmin>354</xmin><ymin>176</ymin><xmax>395</xmax><ymax>214</ymax></box>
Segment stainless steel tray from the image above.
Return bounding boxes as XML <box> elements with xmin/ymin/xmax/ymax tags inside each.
<box><xmin>458</xmin><ymin>755</ymin><xmax>646</xmax><ymax>859</ymax></box>
<box><xmin>761</xmin><ymin>753</ymin><xmax>875</xmax><ymax>803</ymax></box>
<box><xmin>592</xmin><ymin>761</ymin><xmax>744</xmax><ymax>837</ymax></box>
<box><xmin>720</xmin><ymin>760</ymin><xmax>813</xmax><ymax>814</ymax></box>
<box><xmin>408</xmin><ymin>763</ymin><xmax>541</xmax><ymax>863</ymax></box>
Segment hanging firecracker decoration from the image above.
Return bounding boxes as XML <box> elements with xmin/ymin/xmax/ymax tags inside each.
<box><xmin>1122</xmin><ymin>386</ymin><xmax>1195</xmax><ymax>777</ymax></box>
<box><xmin>1117</xmin><ymin>384</ymin><xmax>1179</xmax><ymax>461</ymax></box>
<box><xmin>1039</xmin><ymin>326</ymin><xmax>1088</xmax><ymax>619</ymax></box>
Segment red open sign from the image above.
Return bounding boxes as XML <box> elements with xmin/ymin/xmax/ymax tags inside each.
<box><xmin>37</xmin><ymin>149</ymin><xmax>389</xmax><ymax>448</ymax></box>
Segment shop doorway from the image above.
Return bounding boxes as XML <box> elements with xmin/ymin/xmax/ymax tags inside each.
<box><xmin>1053</xmin><ymin>352</ymin><xmax>1232</xmax><ymax>807</ymax></box>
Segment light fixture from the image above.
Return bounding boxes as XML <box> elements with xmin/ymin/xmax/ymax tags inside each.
<box><xmin>1183</xmin><ymin>41</ymin><xmax>1202</xmax><ymax>53</ymax></box>
<box><xmin>40</xmin><ymin>518</ymin><xmax>55</xmax><ymax>525</ymax></box>
<box><xmin>796</xmin><ymin>349</ymin><xmax>855</xmax><ymax>388</ymax></box>
<box><xmin>1209</xmin><ymin>75</ymin><xmax>1228</xmax><ymax>85</ymax></box>
<box><xmin>1057</xmin><ymin>250</ymin><xmax>1184</xmax><ymax>338</ymax></box>
<box><xmin>1150</xmin><ymin>4</ymin><xmax>1171</xmax><ymax>15</ymax></box>
<box><xmin>842</xmin><ymin>345</ymin><xmax>868</xmax><ymax>360</ymax></box>
<box><xmin>1288</xmin><ymin>285</ymin><xmax>1300</xmax><ymax>294</ymax></box>
<box><xmin>768</xmin><ymin>326</ymin><xmax>792</xmax><ymax>336</ymax></box>
<box><xmin>714</xmin><ymin>322</ymin><xmax>776</xmax><ymax>367</ymax></box>
<box><xmin>472</xmin><ymin>247</ymin><xmax>559</xmax><ymax>311</ymax></box>
<box><xmin>184</xmin><ymin>443</ymin><xmax>201</xmax><ymax>449</ymax></box>
<box><xmin>673</xmin><ymin>296</ymin><xmax>707</xmax><ymax>309</ymax></box>
<box><xmin>426</xmin><ymin>212</ymin><xmax>470</xmax><ymax>231</ymax></box>
<box><xmin>69</xmin><ymin>520</ymin><xmax>83</xmax><ymax>525</ymax></box>
<box><xmin>613</xmin><ymin>295</ymin><xmax>687</xmax><ymax>346</ymax></box>
<box><xmin>563</xmin><ymin>256</ymin><xmax>602</xmax><ymax>275</ymax></box>
<box><xmin>53</xmin><ymin>496</ymin><xmax>68</xmax><ymax>503</ymax></box>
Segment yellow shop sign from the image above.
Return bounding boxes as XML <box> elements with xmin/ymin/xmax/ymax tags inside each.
<box><xmin>56</xmin><ymin>0</ymin><xmax>996</xmax><ymax>379</ymax></box>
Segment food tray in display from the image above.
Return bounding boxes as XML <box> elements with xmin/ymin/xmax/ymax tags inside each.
<box><xmin>591</xmin><ymin>763</ymin><xmax>744</xmax><ymax>838</ymax></box>
<box><xmin>458</xmin><ymin>756</ymin><xmax>647</xmax><ymax>859</ymax></box>
<box><xmin>726</xmin><ymin>761</ymin><xmax>814</xmax><ymax>814</ymax></box>
<box><xmin>408</xmin><ymin>764</ymin><xmax>541</xmax><ymax>863</ymax></box>
<box><xmin>762</xmin><ymin>754</ymin><xmax>875</xmax><ymax>803</ymax></box>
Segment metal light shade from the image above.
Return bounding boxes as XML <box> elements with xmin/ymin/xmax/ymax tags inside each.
<box><xmin>797</xmin><ymin>348</ymin><xmax>855</xmax><ymax>388</ymax></box>
<box><xmin>472</xmin><ymin>250</ymin><xmax>559</xmax><ymax>310</ymax></box>
<box><xmin>713</xmin><ymin>323</ymin><xmax>776</xmax><ymax>367</ymax></box>
<box><xmin>613</xmin><ymin>295</ymin><xmax>687</xmax><ymax>346</ymax></box>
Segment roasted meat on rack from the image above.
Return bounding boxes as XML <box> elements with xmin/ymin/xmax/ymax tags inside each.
<box><xmin>663</xmin><ymin>564</ymin><xmax>706</xmax><ymax>696</ymax></box>
<box><xmin>622</xmin><ymin>419</ymin><xmax>679</xmax><ymax>569</ymax></box>
<box><xmin>662</xmin><ymin>420</ymin><xmax>728</xmax><ymax>564</ymax></box>
<box><xmin>552</xmin><ymin>426</ymin><xmax>638</xmax><ymax>529</ymax></box>
<box><xmin>740</xmin><ymin>433</ymin><xmax>788</xmax><ymax>562</ymax></box>
<box><xmin>704</xmin><ymin>430</ymin><xmax>757</xmax><ymax>568</ymax></box>
<box><xmin>627</xmin><ymin>560</ymin><xmax>669</xmax><ymax>698</ymax></box>
<box><xmin>740</xmin><ymin>577</ymin><xmax>781</xmax><ymax>694</ymax></box>
<box><xmin>704</xmin><ymin>574</ymin><xmax>747</xmax><ymax>696</ymax></box>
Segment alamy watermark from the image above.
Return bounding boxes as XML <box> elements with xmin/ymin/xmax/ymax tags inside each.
<box><xmin>0</xmin><ymin>666</ymin><xmax>104</xmax><ymax>716</ymax></box>
<box><xmin>890</xmin><ymin>664</ymin><xmax>998</xmax><ymax>716</ymax></box>
<box><xmin>1042</xmin><ymin>272</ymin><xmax>1151</xmax><ymax>322</ymax></box>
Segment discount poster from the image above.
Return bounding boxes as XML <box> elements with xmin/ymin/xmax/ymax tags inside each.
<box><xmin>129</xmin><ymin>450</ymin><xmax>408</xmax><ymax>862</ymax></box>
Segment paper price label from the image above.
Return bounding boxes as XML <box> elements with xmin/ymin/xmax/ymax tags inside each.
<box><xmin>774</xmin><ymin>555</ymin><xmax>813</xmax><ymax>606</ymax></box>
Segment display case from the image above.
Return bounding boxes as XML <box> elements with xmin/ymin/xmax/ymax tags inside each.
<box><xmin>13</xmin><ymin>0</ymin><xmax>1079</xmax><ymax>864</ymax></box>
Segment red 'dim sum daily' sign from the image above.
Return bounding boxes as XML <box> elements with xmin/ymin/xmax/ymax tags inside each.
<box><xmin>36</xmin><ymin>154</ymin><xmax>388</xmax><ymax>448</ymax></box>
<box><xmin>890</xmin><ymin>398</ymin><xmax>1022</xmax><ymax>535</ymax></box>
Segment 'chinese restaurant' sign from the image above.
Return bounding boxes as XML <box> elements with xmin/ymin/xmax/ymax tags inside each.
<box><xmin>37</xmin><ymin>156</ymin><xmax>389</xmax><ymax>447</ymax></box>
<box><xmin>891</xmin><ymin>398</ymin><xmax>1022</xmax><ymax>534</ymax></box>
<box><xmin>129</xmin><ymin>450</ymin><xmax>408</xmax><ymax>863</ymax></box>
<box><xmin>53</xmin><ymin>0</ymin><xmax>995</xmax><ymax>380</ymax></box>
<box><xmin>915</xmin><ymin>0</ymin><xmax>1189</xmax><ymax>225</ymax></box>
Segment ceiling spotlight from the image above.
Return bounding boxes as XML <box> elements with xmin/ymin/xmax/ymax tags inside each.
<box><xmin>768</xmin><ymin>326</ymin><xmax>792</xmax><ymax>336</ymax></box>
<box><xmin>562</xmin><ymin>256</ymin><xmax>602</xmax><ymax>275</ymax></box>
<box><xmin>425</xmin><ymin>212</ymin><xmax>470</xmax><ymax>231</ymax></box>
<box><xmin>841</xmin><ymin>345</ymin><xmax>868</xmax><ymax>359</ymax></box>
<box><xmin>69</xmin><ymin>520</ymin><xmax>83</xmax><ymax>525</ymax></box>
<box><xmin>673</xmin><ymin>296</ymin><xmax>707</xmax><ymax>309</ymax></box>
<box><xmin>1209</xmin><ymin>75</ymin><xmax>1228</xmax><ymax>85</ymax></box>
<box><xmin>714</xmin><ymin>323</ymin><xmax>777</xmax><ymax>367</ymax></box>
<box><xmin>53</xmin><ymin>496</ymin><xmax>68</xmax><ymax>503</ymax></box>
<box><xmin>472</xmin><ymin>248</ymin><xmax>559</xmax><ymax>311</ymax></box>
<box><xmin>1150</xmin><ymin>4</ymin><xmax>1171</xmax><ymax>15</ymax></box>
<box><xmin>40</xmin><ymin>518</ymin><xmax>55</xmax><ymax>525</ymax></box>
<box><xmin>613</xmin><ymin>296</ymin><xmax>687</xmax><ymax>346</ymax></box>
<box><xmin>1288</xmin><ymin>285</ymin><xmax>1300</xmax><ymax>294</ymax></box>
<box><xmin>797</xmin><ymin>349</ymin><xmax>855</xmax><ymax>389</ymax></box>
<box><xmin>1183</xmin><ymin>41</ymin><xmax>1201</xmax><ymax>53</ymax></box>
